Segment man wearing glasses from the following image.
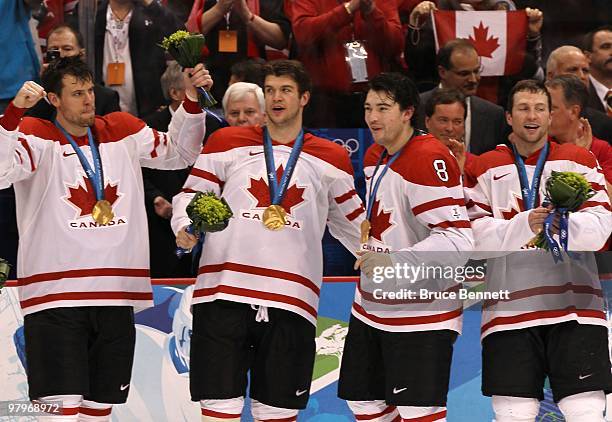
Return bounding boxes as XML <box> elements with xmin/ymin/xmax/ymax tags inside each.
<box><xmin>415</xmin><ymin>39</ymin><xmax>508</xmax><ymax>155</ymax></box>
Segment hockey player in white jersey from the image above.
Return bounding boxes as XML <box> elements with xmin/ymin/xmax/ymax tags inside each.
<box><xmin>173</xmin><ymin>60</ymin><xmax>364</xmax><ymax>421</ymax></box>
<box><xmin>338</xmin><ymin>72</ymin><xmax>474</xmax><ymax>422</ymax></box>
<box><xmin>0</xmin><ymin>56</ymin><xmax>211</xmax><ymax>421</ymax></box>
<box><xmin>464</xmin><ymin>80</ymin><xmax>612</xmax><ymax>422</ymax></box>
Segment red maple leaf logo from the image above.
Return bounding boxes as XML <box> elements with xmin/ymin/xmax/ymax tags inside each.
<box><xmin>369</xmin><ymin>199</ymin><xmax>393</xmax><ymax>242</ymax></box>
<box><xmin>66</xmin><ymin>177</ymin><xmax>119</xmax><ymax>217</ymax></box>
<box><xmin>246</xmin><ymin>165</ymin><xmax>305</xmax><ymax>214</ymax></box>
<box><xmin>468</xmin><ymin>21</ymin><xmax>499</xmax><ymax>58</ymax></box>
<box><xmin>500</xmin><ymin>194</ymin><xmax>526</xmax><ymax>220</ymax></box>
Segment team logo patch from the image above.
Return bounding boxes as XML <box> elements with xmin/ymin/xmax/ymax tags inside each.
<box><xmin>450</xmin><ymin>205</ymin><xmax>463</xmax><ymax>220</ymax></box>
<box><xmin>369</xmin><ymin>199</ymin><xmax>393</xmax><ymax>242</ymax></box>
<box><xmin>242</xmin><ymin>165</ymin><xmax>306</xmax><ymax>230</ymax></box>
<box><xmin>498</xmin><ymin>191</ymin><xmax>526</xmax><ymax>220</ymax></box>
<box><xmin>63</xmin><ymin>176</ymin><xmax>126</xmax><ymax>228</ymax></box>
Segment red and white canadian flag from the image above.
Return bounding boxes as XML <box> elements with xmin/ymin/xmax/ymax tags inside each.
<box><xmin>432</xmin><ymin>10</ymin><xmax>527</xmax><ymax>76</ymax></box>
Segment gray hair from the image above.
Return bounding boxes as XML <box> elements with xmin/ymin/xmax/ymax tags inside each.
<box><xmin>160</xmin><ymin>61</ymin><xmax>184</xmax><ymax>101</ymax></box>
<box><xmin>545</xmin><ymin>75</ymin><xmax>588</xmax><ymax>114</ymax></box>
<box><xmin>222</xmin><ymin>82</ymin><xmax>265</xmax><ymax>113</ymax></box>
<box><xmin>546</xmin><ymin>45</ymin><xmax>584</xmax><ymax>76</ymax></box>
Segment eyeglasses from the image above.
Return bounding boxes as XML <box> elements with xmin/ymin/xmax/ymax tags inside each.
<box><xmin>448</xmin><ymin>65</ymin><xmax>484</xmax><ymax>78</ymax></box>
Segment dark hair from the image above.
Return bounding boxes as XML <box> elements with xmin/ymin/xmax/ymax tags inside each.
<box><xmin>424</xmin><ymin>88</ymin><xmax>467</xmax><ymax>118</ymax></box>
<box><xmin>545</xmin><ymin>75</ymin><xmax>588</xmax><ymax>115</ymax></box>
<box><xmin>582</xmin><ymin>25</ymin><xmax>612</xmax><ymax>52</ymax></box>
<box><xmin>41</xmin><ymin>56</ymin><xmax>94</xmax><ymax>96</ymax></box>
<box><xmin>437</xmin><ymin>39</ymin><xmax>477</xmax><ymax>70</ymax></box>
<box><xmin>368</xmin><ymin>72</ymin><xmax>420</xmax><ymax>114</ymax></box>
<box><xmin>507</xmin><ymin>79</ymin><xmax>551</xmax><ymax>112</ymax></box>
<box><xmin>47</xmin><ymin>24</ymin><xmax>84</xmax><ymax>49</ymax></box>
<box><xmin>438</xmin><ymin>0</ymin><xmax>512</xmax><ymax>10</ymax></box>
<box><xmin>230</xmin><ymin>59</ymin><xmax>265</xmax><ymax>88</ymax></box>
<box><xmin>263</xmin><ymin>59</ymin><xmax>312</xmax><ymax>95</ymax></box>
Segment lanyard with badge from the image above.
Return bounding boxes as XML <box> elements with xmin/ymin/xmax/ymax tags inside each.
<box><xmin>218</xmin><ymin>3</ymin><xmax>238</xmax><ymax>53</ymax></box>
<box><xmin>106</xmin><ymin>6</ymin><xmax>131</xmax><ymax>86</ymax></box>
<box><xmin>341</xmin><ymin>1</ymin><xmax>369</xmax><ymax>83</ymax></box>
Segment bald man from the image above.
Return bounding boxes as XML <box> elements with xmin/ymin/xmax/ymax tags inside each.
<box><xmin>547</xmin><ymin>45</ymin><xmax>612</xmax><ymax>144</ymax></box>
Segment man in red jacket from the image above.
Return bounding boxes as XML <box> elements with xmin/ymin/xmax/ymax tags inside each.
<box><xmin>292</xmin><ymin>0</ymin><xmax>404</xmax><ymax>128</ymax></box>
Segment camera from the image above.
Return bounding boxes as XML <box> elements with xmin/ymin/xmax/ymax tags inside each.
<box><xmin>45</xmin><ymin>49</ymin><xmax>61</xmax><ymax>63</ymax></box>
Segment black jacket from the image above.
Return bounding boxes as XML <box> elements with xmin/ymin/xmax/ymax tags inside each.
<box><xmin>584</xmin><ymin>107</ymin><xmax>612</xmax><ymax>145</ymax></box>
<box><xmin>416</xmin><ymin>88</ymin><xmax>509</xmax><ymax>155</ymax></box>
<box><xmin>95</xmin><ymin>0</ymin><xmax>182</xmax><ymax>117</ymax></box>
<box><xmin>141</xmin><ymin>106</ymin><xmax>221</xmax><ymax>278</ymax></box>
<box><xmin>587</xmin><ymin>81</ymin><xmax>606</xmax><ymax>114</ymax></box>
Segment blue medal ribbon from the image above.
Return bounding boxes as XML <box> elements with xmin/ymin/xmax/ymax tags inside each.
<box><xmin>365</xmin><ymin>131</ymin><xmax>419</xmax><ymax>220</ymax></box>
<box><xmin>55</xmin><ymin>121</ymin><xmax>105</xmax><ymax>201</ymax></box>
<box><xmin>175</xmin><ymin>225</ymin><xmax>204</xmax><ymax>259</ymax></box>
<box><xmin>196</xmin><ymin>87</ymin><xmax>228</xmax><ymax>127</ymax></box>
<box><xmin>543</xmin><ymin>207</ymin><xmax>571</xmax><ymax>263</ymax></box>
<box><xmin>366</xmin><ymin>148</ymin><xmax>403</xmax><ymax>221</ymax></box>
<box><xmin>511</xmin><ymin>142</ymin><xmax>549</xmax><ymax>210</ymax></box>
<box><xmin>512</xmin><ymin>142</ymin><xmax>571</xmax><ymax>262</ymax></box>
<box><xmin>263</xmin><ymin>126</ymin><xmax>304</xmax><ymax>207</ymax></box>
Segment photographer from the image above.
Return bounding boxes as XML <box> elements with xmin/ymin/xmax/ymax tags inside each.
<box><xmin>28</xmin><ymin>24</ymin><xmax>120</xmax><ymax>120</ymax></box>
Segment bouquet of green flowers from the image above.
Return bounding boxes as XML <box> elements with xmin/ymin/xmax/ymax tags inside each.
<box><xmin>160</xmin><ymin>30</ymin><xmax>217</xmax><ymax>109</ymax></box>
<box><xmin>176</xmin><ymin>192</ymin><xmax>233</xmax><ymax>257</ymax></box>
<box><xmin>0</xmin><ymin>258</ymin><xmax>11</xmax><ymax>291</ymax></box>
<box><xmin>531</xmin><ymin>171</ymin><xmax>595</xmax><ymax>262</ymax></box>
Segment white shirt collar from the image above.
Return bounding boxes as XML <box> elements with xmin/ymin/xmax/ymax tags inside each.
<box><xmin>589</xmin><ymin>74</ymin><xmax>608</xmax><ymax>109</ymax></box>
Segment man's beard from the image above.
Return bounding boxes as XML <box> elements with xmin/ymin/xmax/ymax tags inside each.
<box><xmin>81</xmin><ymin>115</ymin><xmax>95</xmax><ymax>127</ymax></box>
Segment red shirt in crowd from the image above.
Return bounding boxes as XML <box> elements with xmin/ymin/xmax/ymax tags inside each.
<box><xmin>292</xmin><ymin>0</ymin><xmax>403</xmax><ymax>93</ymax></box>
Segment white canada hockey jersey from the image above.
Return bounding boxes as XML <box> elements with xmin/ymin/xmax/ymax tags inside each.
<box><xmin>463</xmin><ymin>142</ymin><xmax>612</xmax><ymax>339</ymax></box>
<box><xmin>0</xmin><ymin>100</ymin><xmax>206</xmax><ymax>316</ymax></box>
<box><xmin>352</xmin><ymin>133</ymin><xmax>474</xmax><ymax>333</ymax></box>
<box><xmin>171</xmin><ymin>126</ymin><xmax>364</xmax><ymax>325</ymax></box>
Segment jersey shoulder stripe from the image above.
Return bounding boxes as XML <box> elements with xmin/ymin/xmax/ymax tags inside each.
<box><xmin>18</xmin><ymin>112</ymin><xmax>147</xmax><ymax>145</ymax></box>
<box><xmin>203</xmin><ymin>126</ymin><xmax>354</xmax><ymax>174</ymax></box>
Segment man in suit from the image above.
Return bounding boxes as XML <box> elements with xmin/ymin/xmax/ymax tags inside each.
<box><xmin>95</xmin><ymin>0</ymin><xmax>182</xmax><ymax>118</ymax></box>
<box><xmin>28</xmin><ymin>24</ymin><xmax>120</xmax><ymax>120</ymax></box>
<box><xmin>546</xmin><ymin>75</ymin><xmax>612</xmax><ymax>184</ymax></box>
<box><xmin>583</xmin><ymin>26</ymin><xmax>612</xmax><ymax>115</ymax></box>
<box><xmin>143</xmin><ymin>61</ymin><xmax>222</xmax><ymax>278</ymax></box>
<box><xmin>546</xmin><ymin>45</ymin><xmax>612</xmax><ymax>144</ymax></box>
<box><xmin>414</xmin><ymin>39</ymin><xmax>508</xmax><ymax>155</ymax></box>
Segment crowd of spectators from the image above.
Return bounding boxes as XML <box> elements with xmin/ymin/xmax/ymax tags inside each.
<box><xmin>0</xmin><ymin>0</ymin><xmax>611</xmax><ymax>279</ymax></box>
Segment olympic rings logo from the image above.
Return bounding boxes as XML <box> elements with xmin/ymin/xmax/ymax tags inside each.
<box><xmin>333</xmin><ymin>138</ymin><xmax>360</xmax><ymax>156</ymax></box>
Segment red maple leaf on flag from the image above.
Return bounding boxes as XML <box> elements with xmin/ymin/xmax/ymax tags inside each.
<box><xmin>468</xmin><ymin>21</ymin><xmax>500</xmax><ymax>58</ymax></box>
<box><xmin>246</xmin><ymin>165</ymin><xmax>305</xmax><ymax>214</ymax></box>
<box><xmin>369</xmin><ymin>199</ymin><xmax>393</xmax><ymax>242</ymax></box>
<box><xmin>67</xmin><ymin>178</ymin><xmax>119</xmax><ymax>217</ymax></box>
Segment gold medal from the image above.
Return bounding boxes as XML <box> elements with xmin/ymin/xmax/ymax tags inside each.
<box><xmin>360</xmin><ymin>219</ymin><xmax>371</xmax><ymax>244</ymax></box>
<box><xmin>262</xmin><ymin>204</ymin><xmax>287</xmax><ymax>231</ymax></box>
<box><xmin>92</xmin><ymin>200</ymin><xmax>114</xmax><ymax>225</ymax></box>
